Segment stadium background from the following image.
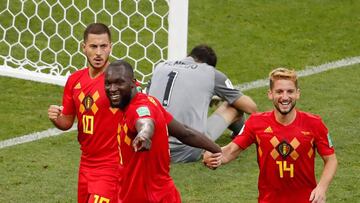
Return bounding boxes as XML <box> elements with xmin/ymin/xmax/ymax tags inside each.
<box><xmin>0</xmin><ymin>0</ymin><xmax>359</xmax><ymax>202</ymax></box>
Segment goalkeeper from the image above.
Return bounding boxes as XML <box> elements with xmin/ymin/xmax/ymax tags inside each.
<box><xmin>148</xmin><ymin>44</ymin><xmax>257</xmax><ymax>163</ymax></box>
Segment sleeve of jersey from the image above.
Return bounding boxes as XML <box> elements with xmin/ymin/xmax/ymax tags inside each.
<box><xmin>313</xmin><ymin>118</ymin><xmax>335</xmax><ymax>156</ymax></box>
<box><xmin>160</xmin><ymin>105</ymin><xmax>173</xmax><ymax>124</ymax></box>
<box><xmin>213</xmin><ymin>70</ymin><xmax>243</xmax><ymax>104</ymax></box>
<box><xmin>128</xmin><ymin>104</ymin><xmax>155</xmax><ymax>130</ymax></box>
<box><xmin>153</xmin><ymin>96</ymin><xmax>173</xmax><ymax>124</ymax></box>
<box><xmin>232</xmin><ymin>116</ymin><xmax>256</xmax><ymax>150</ymax></box>
<box><xmin>61</xmin><ymin>76</ymin><xmax>76</xmax><ymax>115</ymax></box>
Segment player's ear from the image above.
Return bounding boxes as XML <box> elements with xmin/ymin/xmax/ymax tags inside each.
<box><xmin>81</xmin><ymin>42</ymin><xmax>86</xmax><ymax>52</ymax></box>
<box><xmin>296</xmin><ymin>88</ymin><xmax>300</xmax><ymax>99</ymax></box>
<box><xmin>267</xmin><ymin>89</ymin><xmax>273</xmax><ymax>100</ymax></box>
<box><xmin>131</xmin><ymin>79</ymin><xmax>137</xmax><ymax>87</ymax></box>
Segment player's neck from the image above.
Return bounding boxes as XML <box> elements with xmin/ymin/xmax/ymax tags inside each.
<box><xmin>88</xmin><ymin>64</ymin><xmax>108</xmax><ymax>79</ymax></box>
<box><xmin>274</xmin><ymin>109</ymin><xmax>297</xmax><ymax>126</ymax></box>
<box><xmin>120</xmin><ymin>89</ymin><xmax>138</xmax><ymax>110</ymax></box>
<box><xmin>130</xmin><ymin>88</ymin><xmax>138</xmax><ymax>99</ymax></box>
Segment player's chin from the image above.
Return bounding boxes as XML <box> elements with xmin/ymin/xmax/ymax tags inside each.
<box><xmin>277</xmin><ymin>103</ymin><xmax>289</xmax><ymax>111</ymax></box>
<box><xmin>278</xmin><ymin>106</ymin><xmax>294</xmax><ymax>115</ymax></box>
<box><xmin>109</xmin><ymin>99</ymin><xmax>120</xmax><ymax>108</ymax></box>
<box><xmin>90</xmin><ymin>61</ymin><xmax>105</xmax><ymax>69</ymax></box>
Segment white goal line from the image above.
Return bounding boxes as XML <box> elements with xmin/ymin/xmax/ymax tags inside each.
<box><xmin>235</xmin><ymin>56</ymin><xmax>360</xmax><ymax>91</ymax></box>
<box><xmin>0</xmin><ymin>124</ymin><xmax>77</xmax><ymax>149</ymax></box>
<box><xmin>1</xmin><ymin>56</ymin><xmax>360</xmax><ymax>149</ymax></box>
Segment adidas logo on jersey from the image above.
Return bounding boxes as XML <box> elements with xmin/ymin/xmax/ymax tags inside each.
<box><xmin>74</xmin><ymin>82</ymin><xmax>81</xmax><ymax>89</ymax></box>
<box><xmin>264</xmin><ymin>126</ymin><xmax>273</xmax><ymax>133</ymax></box>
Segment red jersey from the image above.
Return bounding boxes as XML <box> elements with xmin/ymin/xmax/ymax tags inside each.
<box><xmin>118</xmin><ymin>93</ymin><xmax>181</xmax><ymax>203</ymax></box>
<box><xmin>62</xmin><ymin>67</ymin><xmax>121</xmax><ymax>168</ymax></box>
<box><xmin>233</xmin><ymin>110</ymin><xmax>335</xmax><ymax>203</ymax></box>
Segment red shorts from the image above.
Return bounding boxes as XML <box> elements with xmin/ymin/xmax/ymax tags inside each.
<box><xmin>77</xmin><ymin>167</ymin><xmax>121</xmax><ymax>203</ymax></box>
<box><xmin>119</xmin><ymin>184</ymin><xmax>181</xmax><ymax>203</ymax></box>
<box><xmin>159</xmin><ymin>186</ymin><xmax>181</xmax><ymax>203</ymax></box>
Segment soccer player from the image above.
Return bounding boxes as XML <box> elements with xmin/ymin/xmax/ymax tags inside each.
<box><xmin>104</xmin><ymin>60</ymin><xmax>222</xmax><ymax>203</ymax></box>
<box><xmin>148</xmin><ymin>44</ymin><xmax>257</xmax><ymax>163</ymax></box>
<box><xmin>203</xmin><ymin>68</ymin><xmax>338</xmax><ymax>203</ymax></box>
<box><xmin>48</xmin><ymin>23</ymin><xmax>121</xmax><ymax>203</ymax></box>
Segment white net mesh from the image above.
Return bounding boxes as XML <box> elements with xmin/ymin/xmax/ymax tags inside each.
<box><xmin>0</xmin><ymin>0</ymin><xmax>169</xmax><ymax>85</ymax></box>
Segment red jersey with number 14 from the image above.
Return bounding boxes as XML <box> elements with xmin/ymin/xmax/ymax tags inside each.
<box><xmin>118</xmin><ymin>93</ymin><xmax>181</xmax><ymax>203</ymax></box>
<box><xmin>233</xmin><ymin>110</ymin><xmax>335</xmax><ymax>203</ymax></box>
<box><xmin>62</xmin><ymin>68</ymin><xmax>121</xmax><ymax>168</ymax></box>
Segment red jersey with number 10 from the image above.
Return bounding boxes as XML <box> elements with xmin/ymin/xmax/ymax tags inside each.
<box><xmin>62</xmin><ymin>68</ymin><xmax>121</xmax><ymax>168</ymax></box>
<box><xmin>118</xmin><ymin>93</ymin><xmax>181</xmax><ymax>203</ymax></box>
<box><xmin>233</xmin><ymin>110</ymin><xmax>335</xmax><ymax>203</ymax></box>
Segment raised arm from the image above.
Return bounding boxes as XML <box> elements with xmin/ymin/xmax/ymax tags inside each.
<box><xmin>167</xmin><ymin>118</ymin><xmax>221</xmax><ymax>154</ymax></box>
<box><xmin>309</xmin><ymin>154</ymin><xmax>338</xmax><ymax>203</ymax></box>
<box><xmin>48</xmin><ymin>105</ymin><xmax>75</xmax><ymax>130</ymax></box>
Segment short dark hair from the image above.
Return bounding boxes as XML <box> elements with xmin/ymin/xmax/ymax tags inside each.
<box><xmin>108</xmin><ymin>60</ymin><xmax>134</xmax><ymax>79</ymax></box>
<box><xmin>189</xmin><ymin>44</ymin><xmax>217</xmax><ymax>67</ymax></box>
<box><xmin>83</xmin><ymin>23</ymin><xmax>111</xmax><ymax>42</ymax></box>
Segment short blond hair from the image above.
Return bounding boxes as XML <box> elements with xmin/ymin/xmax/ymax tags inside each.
<box><xmin>269</xmin><ymin>67</ymin><xmax>298</xmax><ymax>89</ymax></box>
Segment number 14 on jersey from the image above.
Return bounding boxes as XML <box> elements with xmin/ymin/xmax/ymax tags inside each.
<box><xmin>276</xmin><ymin>160</ymin><xmax>294</xmax><ymax>178</ymax></box>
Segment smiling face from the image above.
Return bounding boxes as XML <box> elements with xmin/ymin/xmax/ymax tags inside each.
<box><xmin>105</xmin><ymin>61</ymin><xmax>136</xmax><ymax>109</ymax></box>
<box><xmin>268</xmin><ymin>79</ymin><xmax>300</xmax><ymax>115</ymax></box>
<box><xmin>268</xmin><ymin>68</ymin><xmax>300</xmax><ymax>116</ymax></box>
<box><xmin>82</xmin><ymin>33</ymin><xmax>112</xmax><ymax>74</ymax></box>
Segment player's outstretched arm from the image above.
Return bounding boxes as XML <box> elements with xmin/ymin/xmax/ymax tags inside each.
<box><xmin>168</xmin><ymin>119</ymin><xmax>221</xmax><ymax>154</ymax></box>
<box><xmin>133</xmin><ymin>118</ymin><xmax>155</xmax><ymax>152</ymax></box>
<box><xmin>203</xmin><ymin>142</ymin><xmax>243</xmax><ymax>169</ymax></box>
<box><xmin>48</xmin><ymin>105</ymin><xmax>75</xmax><ymax>130</ymax></box>
<box><xmin>221</xmin><ymin>142</ymin><xmax>243</xmax><ymax>164</ymax></box>
<box><xmin>231</xmin><ymin>95</ymin><xmax>257</xmax><ymax>114</ymax></box>
<box><xmin>309</xmin><ymin>154</ymin><xmax>338</xmax><ymax>203</ymax></box>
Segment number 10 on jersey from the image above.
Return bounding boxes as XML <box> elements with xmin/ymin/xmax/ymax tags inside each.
<box><xmin>82</xmin><ymin>115</ymin><xmax>94</xmax><ymax>134</ymax></box>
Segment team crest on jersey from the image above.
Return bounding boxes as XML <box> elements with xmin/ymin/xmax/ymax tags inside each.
<box><xmin>276</xmin><ymin>141</ymin><xmax>294</xmax><ymax>158</ymax></box>
<box><xmin>83</xmin><ymin>95</ymin><xmax>94</xmax><ymax>111</ymax></box>
<box><xmin>136</xmin><ymin>106</ymin><xmax>150</xmax><ymax>117</ymax></box>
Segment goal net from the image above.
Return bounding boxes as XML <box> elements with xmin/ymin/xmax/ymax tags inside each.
<box><xmin>0</xmin><ymin>0</ymin><xmax>188</xmax><ymax>86</ymax></box>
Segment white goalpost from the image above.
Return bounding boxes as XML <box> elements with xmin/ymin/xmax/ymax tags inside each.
<box><xmin>0</xmin><ymin>0</ymin><xmax>188</xmax><ymax>86</ymax></box>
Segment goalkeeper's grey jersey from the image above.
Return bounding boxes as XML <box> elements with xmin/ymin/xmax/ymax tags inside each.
<box><xmin>149</xmin><ymin>57</ymin><xmax>242</xmax><ymax>144</ymax></box>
